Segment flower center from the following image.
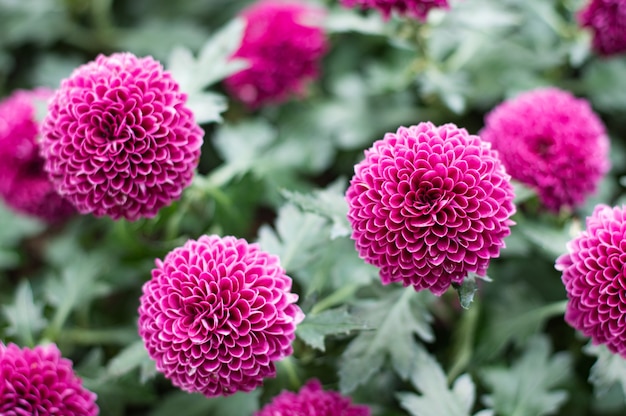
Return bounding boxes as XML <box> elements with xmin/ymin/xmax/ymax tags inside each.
<box><xmin>531</xmin><ymin>136</ymin><xmax>554</xmax><ymax>157</ymax></box>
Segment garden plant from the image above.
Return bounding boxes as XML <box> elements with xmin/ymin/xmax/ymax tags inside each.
<box><xmin>1</xmin><ymin>0</ymin><xmax>626</xmax><ymax>414</ymax></box>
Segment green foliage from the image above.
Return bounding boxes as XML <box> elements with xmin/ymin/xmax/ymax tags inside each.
<box><xmin>296</xmin><ymin>306</ymin><xmax>369</xmax><ymax>352</ymax></box>
<box><xmin>282</xmin><ymin>179</ymin><xmax>351</xmax><ymax>239</ymax></box>
<box><xmin>339</xmin><ymin>288</ymin><xmax>434</xmax><ymax>392</ymax></box>
<box><xmin>397</xmin><ymin>345</ymin><xmax>492</xmax><ymax>416</ymax></box>
<box><xmin>167</xmin><ymin>18</ymin><xmax>247</xmax><ymax>124</ymax></box>
<box><xmin>150</xmin><ymin>390</ymin><xmax>260</xmax><ymax>416</ymax></box>
<box><xmin>585</xmin><ymin>343</ymin><xmax>626</xmax><ymax>400</ymax></box>
<box><xmin>2</xmin><ymin>0</ymin><xmax>626</xmax><ymax>414</ymax></box>
<box><xmin>1</xmin><ymin>281</ymin><xmax>46</xmax><ymax>347</ymax></box>
<box><xmin>0</xmin><ymin>203</ymin><xmax>44</xmax><ymax>269</ymax></box>
<box><xmin>480</xmin><ymin>336</ymin><xmax>572</xmax><ymax>416</ymax></box>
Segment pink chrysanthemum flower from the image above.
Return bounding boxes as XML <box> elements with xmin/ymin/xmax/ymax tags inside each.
<box><xmin>138</xmin><ymin>235</ymin><xmax>304</xmax><ymax>397</ymax></box>
<box><xmin>255</xmin><ymin>379</ymin><xmax>371</xmax><ymax>416</ymax></box>
<box><xmin>340</xmin><ymin>0</ymin><xmax>449</xmax><ymax>20</ymax></box>
<box><xmin>224</xmin><ymin>0</ymin><xmax>328</xmax><ymax>109</ymax></box>
<box><xmin>481</xmin><ymin>88</ymin><xmax>609</xmax><ymax>212</ymax></box>
<box><xmin>578</xmin><ymin>0</ymin><xmax>626</xmax><ymax>56</ymax></box>
<box><xmin>0</xmin><ymin>343</ymin><xmax>98</xmax><ymax>415</ymax></box>
<box><xmin>0</xmin><ymin>89</ymin><xmax>74</xmax><ymax>222</ymax></box>
<box><xmin>40</xmin><ymin>52</ymin><xmax>204</xmax><ymax>221</ymax></box>
<box><xmin>556</xmin><ymin>205</ymin><xmax>626</xmax><ymax>358</ymax></box>
<box><xmin>346</xmin><ymin>122</ymin><xmax>515</xmax><ymax>295</ymax></box>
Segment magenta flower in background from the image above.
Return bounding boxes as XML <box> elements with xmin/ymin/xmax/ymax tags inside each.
<box><xmin>556</xmin><ymin>205</ymin><xmax>626</xmax><ymax>358</ymax></box>
<box><xmin>138</xmin><ymin>235</ymin><xmax>303</xmax><ymax>397</ymax></box>
<box><xmin>0</xmin><ymin>89</ymin><xmax>74</xmax><ymax>222</ymax></box>
<box><xmin>224</xmin><ymin>0</ymin><xmax>328</xmax><ymax>109</ymax></box>
<box><xmin>255</xmin><ymin>379</ymin><xmax>371</xmax><ymax>416</ymax></box>
<box><xmin>481</xmin><ymin>88</ymin><xmax>609</xmax><ymax>212</ymax></box>
<box><xmin>346</xmin><ymin>122</ymin><xmax>515</xmax><ymax>296</ymax></box>
<box><xmin>340</xmin><ymin>0</ymin><xmax>449</xmax><ymax>20</ymax></box>
<box><xmin>40</xmin><ymin>52</ymin><xmax>204</xmax><ymax>221</ymax></box>
<box><xmin>0</xmin><ymin>343</ymin><xmax>98</xmax><ymax>415</ymax></box>
<box><xmin>578</xmin><ymin>0</ymin><xmax>626</xmax><ymax>56</ymax></box>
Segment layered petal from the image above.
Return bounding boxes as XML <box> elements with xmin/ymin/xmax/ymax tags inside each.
<box><xmin>0</xmin><ymin>343</ymin><xmax>98</xmax><ymax>415</ymax></box>
<box><xmin>224</xmin><ymin>1</ymin><xmax>327</xmax><ymax>109</ymax></box>
<box><xmin>138</xmin><ymin>235</ymin><xmax>303</xmax><ymax>397</ymax></box>
<box><xmin>40</xmin><ymin>52</ymin><xmax>204</xmax><ymax>221</ymax></box>
<box><xmin>556</xmin><ymin>205</ymin><xmax>626</xmax><ymax>358</ymax></box>
<box><xmin>481</xmin><ymin>87</ymin><xmax>609</xmax><ymax>212</ymax></box>
<box><xmin>346</xmin><ymin>122</ymin><xmax>515</xmax><ymax>295</ymax></box>
<box><xmin>255</xmin><ymin>379</ymin><xmax>370</xmax><ymax>416</ymax></box>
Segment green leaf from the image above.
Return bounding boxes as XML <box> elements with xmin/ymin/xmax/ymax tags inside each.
<box><xmin>257</xmin><ymin>203</ymin><xmax>327</xmax><ymax>272</ymax></box>
<box><xmin>195</xmin><ymin>18</ymin><xmax>248</xmax><ymax>88</ymax></box>
<box><xmin>107</xmin><ymin>340</ymin><xmax>157</xmax><ymax>383</ymax></box>
<box><xmin>583</xmin><ymin>58</ymin><xmax>626</xmax><ymax>112</ymax></box>
<box><xmin>0</xmin><ymin>202</ymin><xmax>44</xmax><ymax>269</ymax></box>
<box><xmin>397</xmin><ymin>345</ymin><xmax>489</xmax><ymax>416</ymax></box>
<box><xmin>585</xmin><ymin>342</ymin><xmax>626</xmax><ymax>399</ymax></box>
<box><xmin>480</xmin><ymin>336</ymin><xmax>571</xmax><ymax>416</ymax></box>
<box><xmin>299</xmin><ymin>235</ymin><xmax>377</xmax><ymax>296</ymax></box>
<box><xmin>296</xmin><ymin>306</ymin><xmax>369</xmax><ymax>352</ymax></box>
<box><xmin>44</xmin><ymin>251</ymin><xmax>112</xmax><ymax>338</ymax></box>
<box><xmin>150</xmin><ymin>390</ymin><xmax>260</xmax><ymax>416</ymax></box>
<box><xmin>518</xmin><ymin>219</ymin><xmax>573</xmax><ymax>260</ymax></box>
<box><xmin>1</xmin><ymin>280</ymin><xmax>46</xmax><ymax>346</ymax></box>
<box><xmin>117</xmin><ymin>19</ymin><xmax>210</xmax><ymax>62</ymax></box>
<box><xmin>185</xmin><ymin>91</ymin><xmax>228</xmax><ymax>124</ymax></box>
<box><xmin>455</xmin><ymin>274</ymin><xmax>479</xmax><ymax>310</ymax></box>
<box><xmin>339</xmin><ymin>289</ymin><xmax>434</xmax><ymax>392</ymax></box>
<box><xmin>167</xmin><ymin>18</ymin><xmax>247</xmax><ymax>94</ymax></box>
<box><xmin>281</xmin><ymin>179</ymin><xmax>351</xmax><ymax>239</ymax></box>
<box><xmin>476</xmin><ymin>283</ymin><xmax>567</xmax><ymax>360</ymax></box>
<box><xmin>211</xmin><ymin>120</ymin><xmax>277</xmax><ymax>185</ymax></box>
<box><xmin>324</xmin><ymin>9</ymin><xmax>386</xmax><ymax>35</ymax></box>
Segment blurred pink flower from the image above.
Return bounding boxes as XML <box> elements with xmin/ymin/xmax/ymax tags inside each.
<box><xmin>578</xmin><ymin>0</ymin><xmax>626</xmax><ymax>56</ymax></box>
<box><xmin>255</xmin><ymin>379</ymin><xmax>371</xmax><ymax>416</ymax></box>
<box><xmin>556</xmin><ymin>205</ymin><xmax>626</xmax><ymax>358</ymax></box>
<box><xmin>0</xmin><ymin>343</ymin><xmax>98</xmax><ymax>415</ymax></box>
<box><xmin>346</xmin><ymin>122</ymin><xmax>515</xmax><ymax>296</ymax></box>
<box><xmin>40</xmin><ymin>52</ymin><xmax>204</xmax><ymax>221</ymax></box>
<box><xmin>481</xmin><ymin>88</ymin><xmax>609</xmax><ymax>212</ymax></box>
<box><xmin>0</xmin><ymin>89</ymin><xmax>74</xmax><ymax>222</ymax></box>
<box><xmin>224</xmin><ymin>0</ymin><xmax>327</xmax><ymax>109</ymax></box>
<box><xmin>138</xmin><ymin>235</ymin><xmax>303</xmax><ymax>397</ymax></box>
<box><xmin>340</xmin><ymin>0</ymin><xmax>449</xmax><ymax>20</ymax></box>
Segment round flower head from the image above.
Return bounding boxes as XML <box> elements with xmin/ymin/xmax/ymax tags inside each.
<box><xmin>255</xmin><ymin>379</ymin><xmax>371</xmax><ymax>416</ymax></box>
<box><xmin>346</xmin><ymin>122</ymin><xmax>516</xmax><ymax>295</ymax></box>
<box><xmin>481</xmin><ymin>88</ymin><xmax>609</xmax><ymax>212</ymax></box>
<box><xmin>578</xmin><ymin>0</ymin><xmax>626</xmax><ymax>56</ymax></box>
<box><xmin>138</xmin><ymin>235</ymin><xmax>304</xmax><ymax>397</ymax></box>
<box><xmin>0</xmin><ymin>89</ymin><xmax>74</xmax><ymax>222</ymax></box>
<box><xmin>556</xmin><ymin>205</ymin><xmax>626</xmax><ymax>357</ymax></box>
<box><xmin>0</xmin><ymin>343</ymin><xmax>98</xmax><ymax>415</ymax></box>
<box><xmin>340</xmin><ymin>0</ymin><xmax>449</xmax><ymax>20</ymax></box>
<box><xmin>224</xmin><ymin>0</ymin><xmax>328</xmax><ymax>109</ymax></box>
<box><xmin>40</xmin><ymin>52</ymin><xmax>204</xmax><ymax>221</ymax></box>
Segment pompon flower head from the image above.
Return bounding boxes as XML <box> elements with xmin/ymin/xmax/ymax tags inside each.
<box><xmin>224</xmin><ymin>0</ymin><xmax>328</xmax><ymax>109</ymax></box>
<box><xmin>578</xmin><ymin>0</ymin><xmax>626</xmax><ymax>56</ymax></box>
<box><xmin>556</xmin><ymin>205</ymin><xmax>626</xmax><ymax>357</ymax></box>
<box><xmin>0</xmin><ymin>343</ymin><xmax>98</xmax><ymax>415</ymax></box>
<box><xmin>0</xmin><ymin>89</ymin><xmax>74</xmax><ymax>222</ymax></box>
<box><xmin>340</xmin><ymin>0</ymin><xmax>449</xmax><ymax>20</ymax></box>
<box><xmin>138</xmin><ymin>235</ymin><xmax>303</xmax><ymax>397</ymax></box>
<box><xmin>255</xmin><ymin>379</ymin><xmax>371</xmax><ymax>416</ymax></box>
<box><xmin>481</xmin><ymin>88</ymin><xmax>609</xmax><ymax>212</ymax></box>
<box><xmin>40</xmin><ymin>52</ymin><xmax>204</xmax><ymax>221</ymax></box>
<box><xmin>346</xmin><ymin>122</ymin><xmax>515</xmax><ymax>296</ymax></box>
